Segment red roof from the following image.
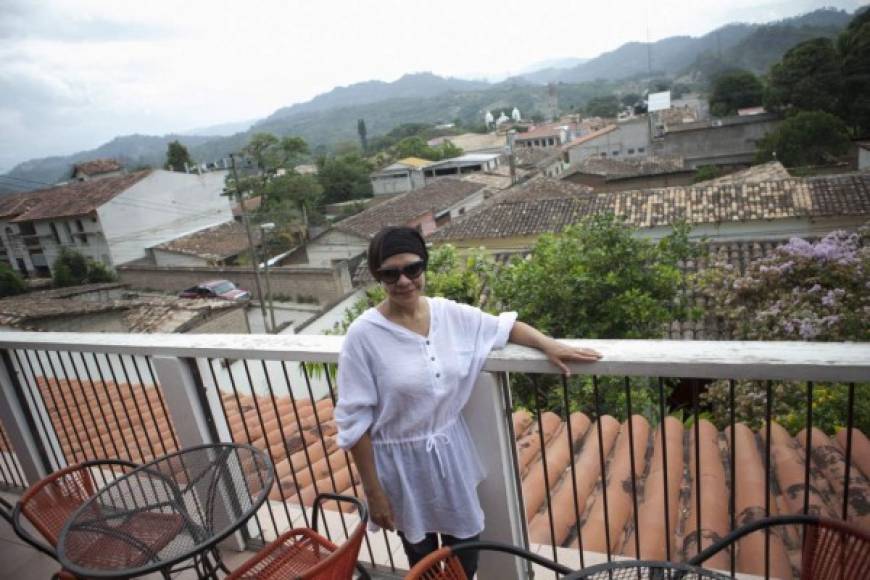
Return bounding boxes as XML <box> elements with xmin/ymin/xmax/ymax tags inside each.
<box><xmin>8</xmin><ymin>170</ymin><xmax>151</xmax><ymax>222</ymax></box>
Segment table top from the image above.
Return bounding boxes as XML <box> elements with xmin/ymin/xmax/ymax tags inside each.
<box><xmin>57</xmin><ymin>443</ymin><xmax>274</xmax><ymax>578</ymax></box>
<box><xmin>564</xmin><ymin>559</ymin><xmax>731</xmax><ymax>579</ymax></box>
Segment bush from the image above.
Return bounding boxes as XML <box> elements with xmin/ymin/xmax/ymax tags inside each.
<box><xmin>0</xmin><ymin>263</ymin><xmax>26</xmax><ymax>297</ymax></box>
<box><xmin>696</xmin><ymin>226</ymin><xmax>870</xmax><ymax>435</ymax></box>
<box><xmin>755</xmin><ymin>111</ymin><xmax>851</xmax><ymax>168</ymax></box>
<box><xmin>52</xmin><ymin>249</ymin><xmax>116</xmax><ymax>287</ymax></box>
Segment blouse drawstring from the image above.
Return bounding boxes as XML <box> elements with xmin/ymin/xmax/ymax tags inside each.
<box><xmin>425</xmin><ymin>432</ymin><xmax>451</xmax><ymax>478</ymax></box>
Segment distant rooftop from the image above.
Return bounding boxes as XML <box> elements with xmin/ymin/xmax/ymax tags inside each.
<box><xmin>151</xmin><ymin>220</ymin><xmax>260</xmax><ymax>262</ymax></box>
<box><xmin>694</xmin><ymin>161</ymin><xmax>791</xmax><ymax>186</ymax></box>
<box><xmin>72</xmin><ymin>158</ymin><xmax>123</xmax><ymax>177</ymax></box>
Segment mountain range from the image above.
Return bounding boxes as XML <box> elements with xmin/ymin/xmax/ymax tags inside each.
<box><xmin>0</xmin><ymin>7</ymin><xmax>856</xmax><ymax>192</ymax></box>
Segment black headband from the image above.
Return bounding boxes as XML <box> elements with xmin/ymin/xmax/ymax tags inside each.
<box><xmin>379</xmin><ymin>227</ymin><xmax>428</xmax><ymax>265</ymax></box>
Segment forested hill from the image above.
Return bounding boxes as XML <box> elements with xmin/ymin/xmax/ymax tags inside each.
<box><xmin>1</xmin><ymin>7</ymin><xmax>857</xmax><ymax>191</ymax></box>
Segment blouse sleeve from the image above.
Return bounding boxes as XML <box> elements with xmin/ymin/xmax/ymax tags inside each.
<box><xmin>335</xmin><ymin>332</ymin><xmax>378</xmax><ymax>450</ymax></box>
<box><xmin>453</xmin><ymin>300</ymin><xmax>517</xmax><ymax>356</ymax></box>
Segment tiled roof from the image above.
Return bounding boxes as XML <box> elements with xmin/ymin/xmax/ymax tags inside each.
<box><xmin>395</xmin><ymin>157</ymin><xmax>432</xmax><ymax>169</ymax></box>
<box><xmin>494</xmin><ymin>177</ymin><xmax>593</xmax><ymax>203</ymax></box>
<box><xmin>567</xmin><ymin>156</ymin><xmax>687</xmax><ymax>179</ymax></box>
<box><xmin>431</xmin><ymin>133</ymin><xmax>506</xmax><ymax>152</ymax></box>
<box><xmin>332</xmin><ymin>178</ymin><xmax>486</xmax><ymax>239</ymax></box>
<box><xmin>6</xmin><ymin>170</ymin><xmax>151</xmax><ymax>222</ymax></box>
<box><xmin>694</xmin><ymin>161</ymin><xmax>791</xmax><ymax>186</ymax></box>
<box><xmin>515</xmin><ymin>122</ymin><xmax>574</xmax><ymax>141</ymax></box>
<box><xmin>43</xmin><ymin>371</ymin><xmax>865</xmax><ymax>580</ymax></box>
<box><xmin>152</xmin><ymin>221</ymin><xmax>259</xmax><ymax>261</ymax></box>
<box><xmin>431</xmin><ymin>173</ymin><xmax>870</xmax><ymax>242</ymax></box>
<box><xmin>562</xmin><ymin>125</ymin><xmax>618</xmax><ymax>151</ymax></box>
<box><xmin>73</xmin><ymin>158</ymin><xmax>123</xmax><ymax>176</ymax></box>
<box><xmin>0</xmin><ymin>284</ymin><xmax>239</xmax><ymax>332</ymax></box>
<box><xmin>0</xmin><ymin>189</ymin><xmax>45</xmax><ymax>219</ymax></box>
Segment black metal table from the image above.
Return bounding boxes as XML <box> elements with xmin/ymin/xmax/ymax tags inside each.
<box><xmin>564</xmin><ymin>560</ymin><xmax>731</xmax><ymax>579</ymax></box>
<box><xmin>57</xmin><ymin>443</ymin><xmax>274</xmax><ymax>579</ymax></box>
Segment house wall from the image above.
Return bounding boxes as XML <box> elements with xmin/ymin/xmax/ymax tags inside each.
<box><xmin>653</xmin><ymin>116</ymin><xmax>781</xmax><ymax>168</ymax></box>
<box><xmin>372</xmin><ymin>172</ymin><xmax>413</xmax><ymax>196</ymax></box>
<box><xmin>304</xmin><ymin>230</ymin><xmax>368</xmax><ymax>267</ymax></box>
<box><xmin>184</xmin><ymin>306</ymin><xmax>250</xmax><ymax>334</ymax></box>
<box><xmin>566</xmin><ymin>120</ymin><xmax>650</xmax><ymax>165</ymax></box>
<box><xmin>118</xmin><ymin>261</ymin><xmax>354</xmax><ymax>304</ymax></box>
<box><xmin>34</xmin><ymin>214</ymin><xmax>112</xmax><ymax>273</ymax></box>
<box><xmin>152</xmin><ymin>249</ymin><xmax>209</xmax><ymax>267</ymax></box>
<box><xmin>859</xmin><ymin>147</ymin><xmax>870</xmax><ymax>171</ymax></box>
<box><xmin>97</xmin><ymin>170</ymin><xmax>232</xmax><ymax>267</ymax></box>
<box><xmin>0</xmin><ymin>222</ymin><xmax>37</xmax><ymax>276</ymax></box>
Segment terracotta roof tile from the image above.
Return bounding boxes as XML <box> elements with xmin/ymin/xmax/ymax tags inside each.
<box><xmin>332</xmin><ymin>178</ymin><xmax>486</xmax><ymax>239</ymax></box>
<box><xmin>8</xmin><ymin>170</ymin><xmax>151</xmax><ymax>222</ymax></box>
<box><xmin>73</xmin><ymin>159</ymin><xmax>123</xmax><ymax>176</ymax></box>
<box><xmin>431</xmin><ymin>173</ymin><xmax>870</xmax><ymax>242</ymax></box>
<box><xmin>152</xmin><ymin>221</ymin><xmax>259</xmax><ymax>262</ymax></box>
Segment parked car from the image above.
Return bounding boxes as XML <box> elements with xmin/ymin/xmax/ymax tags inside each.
<box><xmin>178</xmin><ymin>280</ymin><xmax>250</xmax><ymax>302</ymax></box>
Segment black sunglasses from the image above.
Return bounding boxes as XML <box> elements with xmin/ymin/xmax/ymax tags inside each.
<box><xmin>377</xmin><ymin>260</ymin><xmax>426</xmax><ymax>284</ymax></box>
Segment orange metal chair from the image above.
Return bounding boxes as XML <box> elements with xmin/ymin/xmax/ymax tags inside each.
<box><xmin>404</xmin><ymin>540</ymin><xmax>573</xmax><ymax>580</ymax></box>
<box><xmin>0</xmin><ymin>459</ymin><xmax>140</xmax><ymax>579</ymax></box>
<box><xmin>227</xmin><ymin>492</ymin><xmax>369</xmax><ymax>580</ymax></box>
<box><xmin>688</xmin><ymin>514</ymin><xmax>870</xmax><ymax>580</ymax></box>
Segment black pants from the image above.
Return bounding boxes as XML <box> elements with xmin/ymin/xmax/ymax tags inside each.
<box><xmin>399</xmin><ymin>531</ymin><xmax>480</xmax><ymax>578</ymax></box>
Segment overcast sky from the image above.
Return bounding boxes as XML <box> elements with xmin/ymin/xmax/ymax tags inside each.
<box><xmin>0</xmin><ymin>0</ymin><xmax>864</xmax><ymax>173</ymax></box>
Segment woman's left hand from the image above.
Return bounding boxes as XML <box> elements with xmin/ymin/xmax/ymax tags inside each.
<box><xmin>541</xmin><ymin>339</ymin><xmax>601</xmax><ymax>376</ymax></box>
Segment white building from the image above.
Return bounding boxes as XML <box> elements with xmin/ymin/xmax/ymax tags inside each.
<box><xmin>0</xmin><ymin>169</ymin><xmax>231</xmax><ymax>277</ymax></box>
<box><xmin>369</xmin><ymin>157</ymin><xmax>432</xmax><ymax>196</ymax></box>
<box><xmin>562</xmin><ymin>118</ymin><xmax>651</xmax><ymax>165</ymax></box>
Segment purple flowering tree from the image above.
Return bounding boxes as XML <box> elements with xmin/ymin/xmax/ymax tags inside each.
<box><xmin>696</xmin><ymin>225</ymin><xmax>869</xmax><ymax>434</ymax></box>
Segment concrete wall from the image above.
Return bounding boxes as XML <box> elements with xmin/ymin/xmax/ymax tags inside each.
<box><xmin>372</xmin><ymin>172</ymin><xmax>413</xmax><ymax>196</ymax></box>
<box><xmin>98</xmin><ymin>170</ymin><xmax>232</xmax><ymax>266</ymax></box>
<box><xmin>185</xmin><ymin>306</ymin><xmax>250</xmax><ymax>334</ymax></box>
<box><xmin>566</xmin><ymin>119</ymin><xmax>650</xmax><ymax>165</ymax></box>
<box><xmin>35</xmin><ymin>214</ymin><xmax>112</xmax><ymax>274</ymax></box>
<box><xmin>152</xmin><ymin>249</ymin><xmax>209</xmax><ymax>267</ymax></box>
<box><xmin>304</xmin><ymin>230</ymin><xmax>368</xmax><ymax>267</ymax></box>
<box><xmin>564</xmin><ymin>171</ymin><xmax>697</xmax><ymax>192</ymax></box>
<box><xmin>654</xmin><ymin>116</ymin><xmax>781</xmax><ymax>168</ymax></box>
<box><xmin>30</xmin><ymin>310</ymin><xmax>130</xmax><ymax>333</ymax></box>
<box><xmin>0</xmin><ymin>222</ymin><xmax>37</xmax><ymax>275</ymax></box>
<box><xmin>118</xmin><ymin>261</ymin><xmax>354</xmax><ymax>304</ymax></box>
<box><xmin>859</xmin><ymin>147</ymin><xmax>870</xmax><ymax>171</ymax></box>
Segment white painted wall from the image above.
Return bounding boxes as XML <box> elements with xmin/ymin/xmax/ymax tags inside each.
<box><xmin>97</xmin><ymin>170</ymin><xmax>231</xmax><ymax>266</ymax></box>
<box><xmin>35</xmin><ymin>215</ymin><xmax>111</xmax><ymax>272</ymax></box>
<box><xmin>305</xmin><ymin>229</ymin><xmax>367</xmax><ymax>267</ymax></box>
<box><xmin>567</xmin><ymin>119</ymin><xmax>650</xmax><ymax>165</ymax></box>
<box><xmin>152</xmin><ymin>248</ymin><xmax>209</xmax><ymax>267</ymax></box>
<box><xmin>859</xmin><ymin>147</ymin><xmax>870</xmax><ymax>171</ymax></box>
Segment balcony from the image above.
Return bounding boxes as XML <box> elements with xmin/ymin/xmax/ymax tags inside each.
<box><xmin>0</xmin><ymin>332</ymin><xmax>867</xmax><ymax>579</ymax></box>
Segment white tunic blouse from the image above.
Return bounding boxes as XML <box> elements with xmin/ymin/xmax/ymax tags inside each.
<box><xmin>335</xmin><ymin>297</ymin><xmax>517</xmax><ymax>543</ymax></box>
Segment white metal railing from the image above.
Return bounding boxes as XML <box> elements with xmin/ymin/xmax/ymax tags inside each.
<box><xmin>0</xmin><ymin>332</ymin><xmax>868</xmax><ymax>580</ymax></box>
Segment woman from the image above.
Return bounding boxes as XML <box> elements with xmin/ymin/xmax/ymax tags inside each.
<box><xmin>335</xmin><ymin>226</ymin><xmax>601</xmax><ymax>577</ymax></box>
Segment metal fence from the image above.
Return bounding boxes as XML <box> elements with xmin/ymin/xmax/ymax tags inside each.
<box><xmin>0</xmin><ymin>333</ymin><xmax>867</xmax><ymax>579</ymax></box>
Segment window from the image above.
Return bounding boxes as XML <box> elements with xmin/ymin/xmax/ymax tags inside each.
<box><xmin>75</xmin><ymin>219</ymin><xmax>84</xmax><ymax>232</ymax></box>
<box><xmin>61</xmin><ymin>222</ymin><xmax>73</xmax><ymax>243</ymax></box>
<box><xmin>638</xmin><ymin>147</ymin><xmax>646</xmax><ymax>153</ymax></box>
<box><xmin>49</xmin><ymin>223</ymin><xmax>61</xmax><ymax>244</ymax></box>
<box><xmin>600</xmin><ymin>152</ymin><xmax>607</xmax><ymax>157</ymax></box>
<box><xmin>628</xmin><ymin>148</ymin><xmax>635</xmax><ymax>154</ymax></box>
<box><xmin>612</xmin><ymin>151</ymin><xmax>619</xmax><ymax>156</ymax></box>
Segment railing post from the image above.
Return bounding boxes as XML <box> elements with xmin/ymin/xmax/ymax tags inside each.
<box><xmin>151</xmin><ymin>355</ymin><xmax>245</xmax><ymax>551</ymax></box>
<box><xmin>0</xmin><ymin>350</ymin><xmax>49</xmax><ymax>485</ymax></box>
<box><xmin>463</xmin><ymin>372</ymin><xmax>526</xmax><ymax>580</ymax></box>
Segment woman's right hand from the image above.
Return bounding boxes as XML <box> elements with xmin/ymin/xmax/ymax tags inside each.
<box><xmin>366</xmin><ymin>488</ymin><xmax>395</xmax><ymax>530</ymax></box>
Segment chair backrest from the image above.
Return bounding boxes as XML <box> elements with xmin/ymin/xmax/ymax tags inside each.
<box><xmin>802</xmin><ymin>518</ymin><xmax>870</xmax><ymax>580</ymax></box>
<box><xmin>18</xmin><ymin>460</ymin><xmax>135</xmax><ymax>547</ymax></box>
<box><xmin>300</xmin><ymin>493</ymin><xmax>369</xmax><ymax>580</ymax></box>
<box><xmin>404</xmin><ymin>540</ymin><xmax>573</xmax><ymax>580</ymax></box>
<box><xmin>688</xmin><ymin>515</ymin><xmax>870</xmax><ymax>580</ymax></box>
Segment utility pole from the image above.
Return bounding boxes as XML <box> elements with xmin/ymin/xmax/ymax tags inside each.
<box><xmin>230</xmin><ymin>153</ymin><xmax>269</xmax><ymax>333</ymax></box>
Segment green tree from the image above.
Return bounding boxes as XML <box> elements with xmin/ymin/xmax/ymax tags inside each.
<box><xmin>838</xmin><ymin>9</ymin><xmax>870</xmax><ymax>136</ymax></box>
<box><xmin>243</xmin><ymin>133</ymin><xmax>281</xmax><ymax>172</ymax></box>
<box><xmin>52</xmin><ymin>248</ymin><xmax>115</xmax><ymax>287</ymax></box>
<box><xmin>164</xmin><ymin>140</ymin><xmax>192</xmax><ymax>172</ymax></box>
<box><xmin>395</xmin><ymin>136</ymin><xmax>435</xmax><ymax>159</ymax></box>
<box><xmin>765</xmin><ymin>37</ymin><xmax>843</xmax><ymax>115</ymax></box>
<box><xmin>710</xmin><ymin>69</ymin><xmax>764</xmax><ymax>117</ymax></box>
<box><xmin>584</xmin><ymin>95</ymin><xmax>620</xmax><ymax>118</ymax></box>
<box><xmin>357</xmin><ymin>118</ymin><xmax>368</xmax><ymax>153</ymax></box>
<box><xmin>621</xmin><ymin>93</ymin><xmax>642</xmax><ymax>108</ymax></box>
<box><xmin>692</xmin><ymin>165</ymin><xmax>722</xmax><ymax>183</ymax></box>
<box><xmin>0</xmin><ymin>263</ymin><xmax>25</xmax><ymax>297</ymax></box>
<box><xmin>755</xmin><ymin>110</ymin><xmax>851</xmax><ymax>167</ymax></box>
<box><xmin>316</xmin><ymin>153</ymin><xmax>373</xmax><ymax>204</ymax></box>
<box><xmin>491</xmin><ymin>214</ymin><xmax>694</xmax><ymax>340</ymax></box>
<box><xmin>262</xmin><ymin>172</ymin><xmax>324</xmax><ymax>235</ymax></box>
